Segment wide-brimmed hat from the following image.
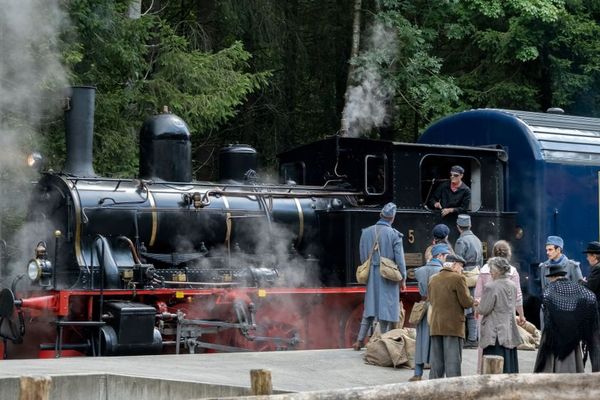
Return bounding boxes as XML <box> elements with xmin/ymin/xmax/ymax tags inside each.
<box><xmin>545</xmin><ymin>265</ymin><xmax>567</xmax><ymax>277</ymax></box>
<box><xmin>583</xmin><ymin>241</ymin><xmax>600</xmax><ymax>254</ymax></box>
<box><xmin>445</xmin><ymin>254</ymin><xmax>466</xmax><ymax>265</ymax></box>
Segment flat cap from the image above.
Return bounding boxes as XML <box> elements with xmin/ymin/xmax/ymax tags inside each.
<box><xmin>445</xmin><ymin>254</ymin><xmax>466</xmax><ymax>265</ymax></box>
<box><xmin>432</xmin><ymin>224</ymin><xmax>450</xmax><ymax>239</ymax></box>
<box><xmin>451</xmin><ymin>165</ymin><xmax>464</xmax><ymax>174</ymax></box>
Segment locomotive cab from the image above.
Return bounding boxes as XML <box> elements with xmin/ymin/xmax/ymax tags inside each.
<box><xmin>278</xmin><ymin>136</ymin><xmax>515</xmax><ymax>287</ymax></box>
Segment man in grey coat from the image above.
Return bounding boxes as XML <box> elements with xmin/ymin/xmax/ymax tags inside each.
<box><xmin>538</xmin><ymin>235</ymin><xmax>584</xmax><ymax>329</ymax></box>
<box><xmin>455</xmin><ymin>214</ymin><xmax>483</xmax><ymax>348</ymax></box>
<box><xmin>353</xmin><ymin>202</ymin><xmax>407</xmax><ymax>350</ymax></box>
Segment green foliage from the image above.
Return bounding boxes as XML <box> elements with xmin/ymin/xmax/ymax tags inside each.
<box><xmin>44</xmin><ymin>0</ymin><xmax>268</xmax><ymax>177</ymax></box>
<box><xmin>36</xmin><ymin>0</ymin><xmax>600</xmax><ymax>174</ymax></box>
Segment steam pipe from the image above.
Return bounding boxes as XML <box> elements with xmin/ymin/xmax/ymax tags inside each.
<box><xmin>93</xmin><ymin>235</ymin><xmax>120</xmax><ymax>289</ymax></box>
<box><xmin>64</xmin><ymin>86</ymin><xmax>96</xmax><ymax>177</ymax></box>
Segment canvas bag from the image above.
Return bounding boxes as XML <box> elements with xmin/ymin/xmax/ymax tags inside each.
<box><xmin>374</xmin><ymin>227</ymin><xmax>403</xmax><ymax>282</ymax></box>
<box><xmin>408</xmin><ymin>301</ymin><xmax>428</xmax><ymax>325</ymax></box>
<box><xmin>463</xmin><ymin>266</ymin><xmax>480</xmax><ymax>288</ymax></box>
<box><xmin>379</xmin><ymin>255</ymin><xmax>403</xmax><ymax>282</ymax></box>
<box><xmin>356</xmin><ymin>229</ymin><xmax>381</xmax><ymax>284</ymax></box>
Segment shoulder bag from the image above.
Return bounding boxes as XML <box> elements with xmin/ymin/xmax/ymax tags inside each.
<box><xmin>377</xmin><ymin>228</ymin><xmax>403</xmax><ymax>282</ymax></box>
<box><xmin>356</xmin><ymin>229</ymin><xmax>380</xmax><ymax>284</ymax></box>
<box><xmin>408</xmin><ymin>300</ymin><xmax>428</xmax><ymax>325</ymax></box>
<box><xmin>463</xmin><ymin>266</ymin><xmax>480</xmax><ymax>288</ymax></box>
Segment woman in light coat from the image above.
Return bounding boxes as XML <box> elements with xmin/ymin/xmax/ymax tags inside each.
<box><xmin>475</xmin><ymin>240</ymin><xmax>525</xmax><ymax>372</ymax></box>
<box><xmin>476</xmin><ymin>257</ymin><xmax>523</xmax><ymax>373</ymax></box>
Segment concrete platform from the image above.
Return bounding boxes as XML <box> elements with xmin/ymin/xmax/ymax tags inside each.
<box><xmin>0</xmin><ymin>347</ymin><xmax>545</xmax><ymax>395</ymax></box>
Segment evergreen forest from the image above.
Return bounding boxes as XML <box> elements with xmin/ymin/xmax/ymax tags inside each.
<box><xmin>4</xmin><ymin>0</ymin><xmax>600</xmax><ymax>178</ymax></box>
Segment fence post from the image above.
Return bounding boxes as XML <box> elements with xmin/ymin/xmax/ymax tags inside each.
<box><xmin>19</xmin><ymin>376</ymin><xmax>52</xmax><ymax>400</ymax></box>
<box><xmin>482</xmin><ymin>355</ymin><xmax>504</xmax><ymax>374</ymax></box>
<box><xmin>250</xmin><ymin>369</ymin><xmax>272</xmax><ymax>396</ymax></box>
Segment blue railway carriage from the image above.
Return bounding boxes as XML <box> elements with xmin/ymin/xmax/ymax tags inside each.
<box><xmin>420</xmin><ymin>109</ymin><xmax>600</xmax><ymax>324</ymax></box>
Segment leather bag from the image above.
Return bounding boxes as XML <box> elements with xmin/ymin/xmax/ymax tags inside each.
<box><xmin>408</xmin><ymin>301</ymin><xmax>428</xmax><ymax>325</ymax></box>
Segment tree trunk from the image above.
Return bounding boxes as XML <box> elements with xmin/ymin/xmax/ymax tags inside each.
<box><xmin>341</xmin><ymin>0</ymin><xmax>362</xmax><ymax>134</ymax></box>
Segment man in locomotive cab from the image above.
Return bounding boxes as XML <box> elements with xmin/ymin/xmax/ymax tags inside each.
<box><xmin>352</xmin><ymin>202</ymin><xmax>407</xmax><ymax>351</ymax></box>
<box><xmin>428</xmin><ymin>165</ymin><xmax>471</xmax><ymax>217</ymax></box>
<box><xmin>454</xmin><ymin>214</ymin><xmax>483</xmax><ymax>349</ymax></box>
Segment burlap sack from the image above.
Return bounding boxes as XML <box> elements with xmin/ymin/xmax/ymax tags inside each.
<box><xmin>363</xmin><ymin>328</ymin><xmax>416</xmax><ymax>368</ymax></box>
<box><xmin>517</xmin><ymin>320</ymin><xmax>541</xmax><ymax>351</ymax></box>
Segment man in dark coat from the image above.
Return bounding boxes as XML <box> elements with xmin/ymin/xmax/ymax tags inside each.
<box><xmin>428</xmin><ymin>253</ymin><xmax>476</xmax><ymax>378</ymax></box>
<box><xmin>352</xmin><ymin>202</ymin><xmax>407</xmax><ymax>350</ymax></box>
<box><xmin>427</xmin><ymin>165</ymin><xmax>471</xmax><ymax>217</ymax></box>
<box><xmin>583</xmin><ymin>241</ymin><xmax>600</xmax><ymax>303</ymax></box>
<box><xmin>534</xmin><ymin>264</ymin><xmax>600</xmax><ymax>373</ymax></box>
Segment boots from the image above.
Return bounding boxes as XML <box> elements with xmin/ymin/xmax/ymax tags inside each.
<box><xmin>352</xmin><ymin>340</ymin><xmax>364</xmax><ymax>351</ymax></box>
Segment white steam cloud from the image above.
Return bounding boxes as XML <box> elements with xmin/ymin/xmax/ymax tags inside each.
<box><xmin>342</xmin><ymin>20</ymin><xmax>398</xmax><ymax>137</ymax></box>
<box><xmin>0</xmin><ymin>0</ymin><xmax>69</xmax><ymax>282</ymax></box>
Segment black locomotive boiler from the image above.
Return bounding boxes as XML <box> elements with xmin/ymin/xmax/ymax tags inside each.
<box><xmin>0</xmin><ymin>86</ymin><xmax>516</xmax><ymax>358</ymax></box>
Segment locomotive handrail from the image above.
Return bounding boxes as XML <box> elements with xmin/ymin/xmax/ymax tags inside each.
<box><xmin>199</xmin><ymin>189</ymin><xmax>360</xmax><ymax>207</ymax></box>
<box><xmin>65</xmin><ymin>175</ymin><xmax>363</xmax><ymax>194</ymax></box>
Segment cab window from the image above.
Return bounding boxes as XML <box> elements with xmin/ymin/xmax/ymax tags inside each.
<box><xmin>365</xmin><ymin>155</ymin><xmax>387</xmax><ymax>195</ymax></box>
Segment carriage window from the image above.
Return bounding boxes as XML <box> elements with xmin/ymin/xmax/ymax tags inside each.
<box><xmin>280</xmin><ymin>162</ymin><xmax>306</xmax><ymax>185</ymax></box>
<box><xmin>365</xmin><ymin>155</ymin><xmax>387</xmax><ymax>195</ymax></box>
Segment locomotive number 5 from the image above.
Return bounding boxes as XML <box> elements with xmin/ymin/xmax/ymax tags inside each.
<box><xmin>407</xmin><ymin>229</ymin><xmax>415</xmax><ymax>244</ymax></box>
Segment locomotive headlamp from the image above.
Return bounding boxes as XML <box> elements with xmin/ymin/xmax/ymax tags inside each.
<box><xmin>26</xmin><ymin>152</ymin><xmax>44</xmax><ymax>171</ymax></box>
<box><xmin>27</xmin><ymin>258</ymin><xmax>53</xmax><ymax>284</ymax></box>
<box><xmin>27</xmin><ymin>241</ymin><xmax>53</xmax><ymax>286</ymax></box>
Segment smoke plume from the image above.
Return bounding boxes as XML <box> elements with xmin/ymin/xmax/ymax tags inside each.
<box><xmin>0</xmin><ymin>0</ymin><xmax>69</xmax><ymax>281</ymax></box>
<box><xmin>342</xmin><ymin>20</ymin><xmax>398</xmax><ymax>137</ymax></box>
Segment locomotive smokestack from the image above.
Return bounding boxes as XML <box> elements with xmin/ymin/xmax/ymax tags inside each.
<box><xmin>64</xmin><ymin>86</ymin><xmax>96</xmax><ymax>177</ymax></box>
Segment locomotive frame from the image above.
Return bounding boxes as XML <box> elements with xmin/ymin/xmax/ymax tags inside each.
<box><xmin>0</xmin><ymin>87</ymin><xmax>516</xmax><ymax>358</ymax></box>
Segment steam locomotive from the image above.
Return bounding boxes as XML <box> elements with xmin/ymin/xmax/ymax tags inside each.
<box><xmin>0</xmin><ymin>87</ymin><xmax>516</xmax><ymax>358</ymax></box>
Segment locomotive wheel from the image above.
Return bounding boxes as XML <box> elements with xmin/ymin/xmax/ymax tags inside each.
<box><xmin>239</xmin><ymin>320</ymin><xmax>302</xmax><ymax>351</ymax></box>
<box><xmin>342</xmin><ymin>305</ymin><xmax>364</xmax><ymax>348</ymax></box>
